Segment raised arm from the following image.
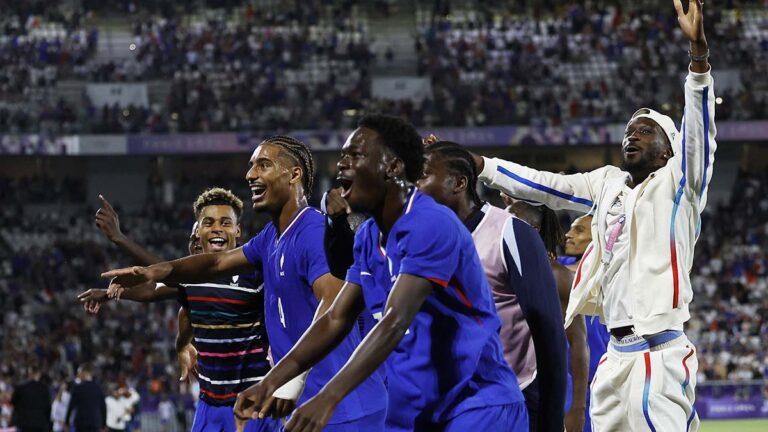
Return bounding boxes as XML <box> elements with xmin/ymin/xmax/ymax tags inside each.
<box><xmin>674</xmin><ymin>0</ymin><xmax>716</xmax><ymax>207</ymax></box>
<box><xmin>95</xmin><ymin>195</ymin><xmax>163</xmax><ymax>266</ymax></box>
<box><xmin>322</xmin><ymin>188</ymin><xmax>357</xmax><ymax>279</ymax></box>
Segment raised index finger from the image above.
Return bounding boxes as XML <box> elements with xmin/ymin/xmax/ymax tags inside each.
<box><xmin>101</xmin><ymin>266</ymin><xmax>139</xmax><ymax>279</ymax></box>
<box><xmin>98</xmin><ymin>194</ymin><xmax>116</xmax><ymax>213</ymax></box>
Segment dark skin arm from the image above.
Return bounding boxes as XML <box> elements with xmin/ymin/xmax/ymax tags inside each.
<box><xmin>176</xmin><ymin>307</ymin><xmax>199</xmax><ymax>382</ymax></box>
<box><xmin>234</xmin><ymin>274</ymin><xmax>365</xmax><ymax>423</ymax></box>
<box><xmin>77</xmin><ymin>282</ymin><xmax>178</xmax><ymax>313</ymax></box>
<box><xmin>285</xmin><ymin>274</ymin><xmax>432</xmax><ymax>432</ymax></box>
<box><xmin>95</xmin><ymin>195</ymin><xmax>163</xmax><ymax>266</ymax></box>
<box><xmin>101</xmin><ymin>247</ymin><xmax>254</xmax><ymax>288</ymax></box>
<box><xmin>554</xmin><ymin>262</ymin><xmax>588</xmax><ymax>432</ymax></box>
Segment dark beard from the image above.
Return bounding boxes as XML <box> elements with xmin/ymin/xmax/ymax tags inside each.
<box><xmin>621</xmin><ymin>147</ymin><xmax>665</xmax><ymax>181</ymax></box>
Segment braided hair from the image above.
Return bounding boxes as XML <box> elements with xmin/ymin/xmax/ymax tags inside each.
<box><xmin>539</xmin><ymin>206</ymin><xmax>566</xmax><ymax>260</ymax></box>
<box><xmin>263</xmin><ymin>135</ymin><xmax>315</xmax><ymax>198</ymax></box>
<box><xmin>425</xmin><ymin>141</ymin><xmax>483</xmax><ymax>207</ymax></box>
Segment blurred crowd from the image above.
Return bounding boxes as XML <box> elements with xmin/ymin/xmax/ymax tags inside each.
<box><xmin>2</xmin><ymin>1</ymin><xmax>767</xmax><ymax>134</ymax></box>
<box><xmin>688</xmin><ymin>169</ymin><xmax>768</xmax><ymax>385</ymax></box>
<box><xmin>402</xmin><ymin>1</ymin><xmax>768</xmax><ymax>127</ymax></box>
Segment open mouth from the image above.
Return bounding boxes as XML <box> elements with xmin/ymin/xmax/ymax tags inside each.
<box><xmin>250</xmin><ymin>183</ymin><xmax>267</xmax><ymax>203</ymax></box>
<box><xmin>623</xmin><ymin>144</ymin><xmax>641</xmax><ymax>157</ymax></box>
<box><xmin>208</xmin><ymin>237</ymin><xmax>227</xmax><ymax>251</ymax></box>
<box><xmin>337</xmin><ymin>177</ymin><xmax>353</xmax><ymax>199</ymax></box>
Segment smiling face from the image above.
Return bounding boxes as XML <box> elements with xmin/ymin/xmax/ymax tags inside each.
<box><xmin>196</xmin><ymin>204</ymin><xmax>240</xmax><ymax>253</ymax></box>
<box><xmin>246</xmin><ymin>143</ymin><xmax>301</xmax><ymax>214</ymax></box>
<box><xmin>336</xmin><ymin>127</ymin><xmax>393</xmax><ymax>214</ymax></box>
<box><xmin>621</xmin><ymin>117</ymin><xmax>673</xmax><ymax>180</ymax></box>
<box><xmin>564</xmin><ymin>215</ymin><xmax>592</xmax><ymax>257</ymax></box>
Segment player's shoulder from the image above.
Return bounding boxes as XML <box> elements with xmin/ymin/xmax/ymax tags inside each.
<box><xmin>401</xmin><ymin>190</ymin><xmax>462</xmax><ymax>227</ymax></box>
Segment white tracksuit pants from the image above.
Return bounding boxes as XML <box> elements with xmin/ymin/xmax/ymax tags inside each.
<box><xmin>590</xmin><ymin>330</ymin><xmax>699</xmax><ymax>432</ymax></box>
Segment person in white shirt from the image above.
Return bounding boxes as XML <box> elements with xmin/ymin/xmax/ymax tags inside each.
<box><xmin>51</xmin><ymin>384</ymin><xmax>70</xmax><ymax>432</ymax></box>
<box><xmin>468</xmin><ymin>1</ymin><xmax>715</xmax><ymax>430</ymax></box>
<box><xmin>106</xmin><ymin>386</ymin><xmax>130</xmax><ymax>432</ymax></box>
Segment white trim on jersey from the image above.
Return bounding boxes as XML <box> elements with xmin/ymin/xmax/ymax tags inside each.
<box><xmin>182</xmin><ymin>283</ymin><xmax>260</xmax><ymax>294</ymax></box>
<box><xmin>197</xmin><ymin>373</ymin><xmax>264</xmax><ymax>386</ymax></box>
<box><xmin>194</xmin><ymin>334</ymin><xmax>261</xmax><ymax>344</ymax></box>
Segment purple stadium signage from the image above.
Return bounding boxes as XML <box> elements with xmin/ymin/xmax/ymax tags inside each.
<box><xmin>695</xmin><ymin>397</ymin><xmax>768</xmax><ymax>420</ymax></box>
<box><xmin>3</xmin><ymin>120</ymin><xmax>768</xmax><ymax>155</ymax></box>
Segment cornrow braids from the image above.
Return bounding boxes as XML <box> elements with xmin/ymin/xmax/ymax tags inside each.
<box><xmin>426</xmin><ymin>141</ymin><xmax>482</xmax><ymax>207</ymax></box>
<box><xmin>539</xmin><ymin>206</ymin><xmax>565</xmax><ymax>260</ymax></box>
<box><xmin>263</xmin><ymin>135</ymin><xmax>315</xmax><ymax>198</ymax></box>
<box><xmin>193</xmin><ymin>187</ymin><xmax>244</xmax><ymax>220</ymax></box>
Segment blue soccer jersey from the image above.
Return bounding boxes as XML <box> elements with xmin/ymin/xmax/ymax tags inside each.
<box><xmin>242</xmin><ymin>207</ymin><xmax>386</xmax><ymax>425</ymax></box>
<box><xmin>346</xmin><ymin>191</ymin><xmax>523</xmax><ymax>428</ymax></box>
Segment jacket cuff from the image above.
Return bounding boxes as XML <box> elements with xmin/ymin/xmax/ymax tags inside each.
<box><xmin>687</xmin><ymin>65</ymin><xmax>712</xmax><ymax>87</ymax></box>
<box><xmin>479</xmin><ymin>156</ymin><xmax>497</xmax><ymax>183</ymax></box>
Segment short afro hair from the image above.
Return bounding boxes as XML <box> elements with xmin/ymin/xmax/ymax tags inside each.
<box><xmin>193</xmin><ymin>187</ymin><xmax>244</xmax><ymax>220</ymax></box>
<box><xmin>358</xmin><ymin>114</ymin><xmax>424</xmax><ymax>182</ymax></box>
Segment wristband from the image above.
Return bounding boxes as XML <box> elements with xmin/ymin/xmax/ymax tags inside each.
<box><xmin>272</xmin><ymin>370</ymin><xmax>310</xmax><ymax>401</ymax></box>
<box><xmin>688</xmin><ymin>48</ymin><xmax>709</xmax><ymax>62</ymax></box>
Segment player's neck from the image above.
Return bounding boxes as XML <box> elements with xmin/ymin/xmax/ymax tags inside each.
<box><xmin>373</xmin><ymin>184</ymin><xmax>412</xmax><ymax>239</ymax></box>
<box><xmin>273</xmin><ymin>195</ymin><xmax>308</xmax><ymax>236</ymax></box>
<box><xmin>454</xmin><ymin>196</ymin><xmax>478</xmax><ymax>223</ymax></box>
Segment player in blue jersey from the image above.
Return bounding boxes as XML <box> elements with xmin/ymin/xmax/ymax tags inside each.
<box><xmin>419</xmin><ymin>141</ymin><xmax>566</xmax><ymax>432</ymax></box>
<box><xmin>233</xmin><ymin>114</ymin><xmax>527</xmax><ymax>432</ymax></box>
<box><xmin>101</xmin><ymin>137</ymin><xmax>387</xmax><ymax>431</ymax></box>
<box><xmin>79</xmin><ymin>189</ymin><xmax>279</xmax><ymax>432</ymax></box>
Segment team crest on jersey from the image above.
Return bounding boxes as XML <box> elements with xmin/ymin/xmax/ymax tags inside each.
<box><xmin>231</xmin><ymin>275</ymin><xmax>239</xmax><ymax>286</ymax></box>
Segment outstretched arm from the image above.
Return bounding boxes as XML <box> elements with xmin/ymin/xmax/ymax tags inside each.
<box><xmin>95</xmin><ymin>195</ymin><xmax>163</xmax><ymax>266</ymax></box>
<box><xmin>78</xmin><ymin>283</ymin><xmax>178</xmax><ymax>313</ymax></box>
<box><xmin>101</xmin><ymin>247</ymin><xmax>254</xmax><ymax>290</ymax></box>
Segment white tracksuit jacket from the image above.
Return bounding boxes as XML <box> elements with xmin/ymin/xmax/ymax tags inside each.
<box><xmin>479</xmin><ymin>69</ymin><xmax>717</xmax><ymax>336</ymax></box>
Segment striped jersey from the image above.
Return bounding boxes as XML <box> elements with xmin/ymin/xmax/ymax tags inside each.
<box><xmin>178</xmin><ymin>273</ymin><xmax>270</xmax><ymax>406</ymax></box>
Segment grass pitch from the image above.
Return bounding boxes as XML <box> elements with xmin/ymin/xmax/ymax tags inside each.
<box><xmin>700</xmin><ymin>419</ymin><xmax>768</xmax><ymax>432</ymax></box>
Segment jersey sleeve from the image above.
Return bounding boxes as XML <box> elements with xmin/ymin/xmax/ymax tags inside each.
<box><xmin>242</xmin><ymin>230</ymin><xmax>265</xmax><ymax>267</ymax></box>
<box><xmin>395</xmin><ymin>210</ymin><xmax>460</xmax><ymax>287</ymax></box>
<box><xmin>299</xmin><ymin>217</ymin><xmax>332</xmax><ymax>286</ymax></box>
<box><xmin>345</xmin><ymin>224</ymin><xmax>369</xmax><ymax>286</ymax></box>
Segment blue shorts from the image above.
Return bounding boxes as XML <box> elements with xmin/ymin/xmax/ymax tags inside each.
<box><xmin>281</xmin><ymin>408</ymin><xmax>386</xmax><ymax>432</ymax></box>
<box><xmin>442</xmin><ymin>402</ymin><xmax>528</xmax><ymax>432</ymax></box>
<box><xmin>192</xmin><ymin>399</ymin><xmax>281</xmax><ymax>432</ymax></box>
